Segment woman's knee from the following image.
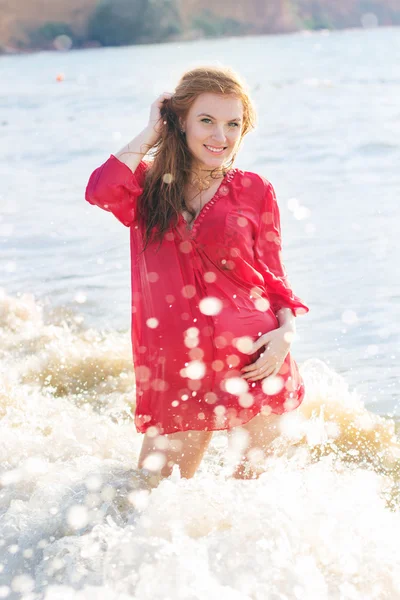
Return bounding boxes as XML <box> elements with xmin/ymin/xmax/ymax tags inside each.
<box><xmin>241</xmin><ymin>411</ymin><xmax>281</xmax><ymax>447</ymax></box>
<box><xmin>138</xmin><ymin>429</ymin><xmax>212</xmax><ymax>480</ymax></box>
<box><xmin>229</xmin><ymin>411</ymin><xmax>283</xmax><ymax>478</ymax></box>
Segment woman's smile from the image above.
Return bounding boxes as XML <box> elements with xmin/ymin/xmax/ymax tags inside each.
<box><xmin>203</xmin><ymin>144</ymin><xmax>227</xmax><ymax>154</ymax></box>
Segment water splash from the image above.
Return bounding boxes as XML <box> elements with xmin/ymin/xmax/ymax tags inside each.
<box><xmin>1</xmin><ymin>291</ymin><xmax>400</xmax><ymax>598</ymax></box>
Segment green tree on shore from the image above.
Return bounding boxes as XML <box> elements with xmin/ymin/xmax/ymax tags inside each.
<box><xmin>87</xmin><ymin>0</ymin><xmax>181</xmax><ymax>46</ymax></box>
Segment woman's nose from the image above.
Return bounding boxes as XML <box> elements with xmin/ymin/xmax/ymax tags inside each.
<box><xmin>212</xmin><ymin>126</ymin><xmax>227</xmax><ymax>143</ymax></box>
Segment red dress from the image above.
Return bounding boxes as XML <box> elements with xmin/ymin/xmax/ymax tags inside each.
<box><xmin>85</xmin><ymin>155</ymin><xmax>309</xmax><ymax>434</ymax></box>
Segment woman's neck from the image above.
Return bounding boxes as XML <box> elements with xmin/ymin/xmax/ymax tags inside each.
<box><xmin>189</xmin><ymin>163</ymin><xmax>226</xmax><ymax>191</ymax></box>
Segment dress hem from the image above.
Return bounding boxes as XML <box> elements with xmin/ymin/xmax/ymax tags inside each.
<box><xmin>134</xmin><ymin>382</ymin><xmax>305</xmax><ymax>435</ymax></box>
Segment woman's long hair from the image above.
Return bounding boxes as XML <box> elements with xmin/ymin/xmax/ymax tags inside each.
<box><xmin>136</xmin><ymin>65</ymin><xmax>257</xmax><ymax>252</ymax></box>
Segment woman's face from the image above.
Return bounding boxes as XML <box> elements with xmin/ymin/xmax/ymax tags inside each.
<box><xmin>181</xmin><ymin>92</ymin><xmax>244</xmax><ymax>172</ymax></box>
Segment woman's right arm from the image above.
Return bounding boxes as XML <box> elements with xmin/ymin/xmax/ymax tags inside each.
<box><xmin>113</xmin><ymin>125</ymin><xmax>159</xmax><ymax>174</ymax></box>
<box><xmin>85</xmin><ymin>92</ymin><xmax>173</xmax><ymax>226</ymax></box>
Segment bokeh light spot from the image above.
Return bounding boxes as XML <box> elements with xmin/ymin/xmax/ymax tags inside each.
<box><xmin>146</xmin><ymin>317</ymin><xmax>159</xmax><ymax>329</ymax></box>
<box><xmin>148</xmin><ymin>272</ymin><xmax>159</xmax><ymax>283</ymax></box>
<box><xmin>185</xmin><ymin>360</ymin><xmax>206</xmax><ymax>380</ymax></box>
<box><xmin>182</xmin><ymin>285</ymin><xmax>196</xmax><ymax>299</ymax></box>
<box><xmin>234</xmin><ymin>336</ymin><xmax>254</xmax><ymax>354</ymax></box>
<box><xmin>204</xmin><ymin>271</ymin><xmax>217</xmax><ymax>283</ymax></box>
<box><xmin>255</xmin><ymin>297</ymin><xmax>270</xmax><ymax>312</ymax></box>
<box><xmin>239</xmin><ymin>393</ymin><xmax>254</xmax><ymax>408</ymax></box>
<box><xmin>224</xmin><ymin>377</ymin><xmax>249</xmax><ymax>395</ymax></box>
<box><xmin>179</xmin><ymin>241</ymin><xmax>192</xmax><ymax>254</ymax></box>
<box><xmin>261</xmin><ymin>375</ymin><xmax>285</xmax><ymax>395</ymax></box>
<box><xmin>162</xmin><ymin>173</ymin><xmax>174</xmax><ymax>184</ymax></box>
<box><xmin>199</xmin><ymin>297</ymin><xmax>223</xmax><ymax>316</ymax></box>
<box><xmin>53</xmin><ymin>35</ymin><xmax>73</xmax><ymax>51</ymax></box>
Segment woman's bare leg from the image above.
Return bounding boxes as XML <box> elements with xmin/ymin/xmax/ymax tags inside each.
<box><xmin>228</xmin><ymin>410</ymin><xmax>283</xmax><ymax>479</ymax></box>
<box><xmin>138</xmin><ymin>428</ymin><xmax>213</xmax><ymax>481</ymax></box>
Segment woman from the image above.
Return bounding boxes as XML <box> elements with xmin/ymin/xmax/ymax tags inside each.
<box><xmin>85</xmin><ymin>65</ymin><xmax>309</xmax><ymax>481</ymax></box>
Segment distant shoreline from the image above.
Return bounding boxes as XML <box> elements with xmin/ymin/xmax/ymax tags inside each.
<box><xmin>1</xmin><ymin>24</ymin><xmax>397</xmax><ymax>58</ymax></box>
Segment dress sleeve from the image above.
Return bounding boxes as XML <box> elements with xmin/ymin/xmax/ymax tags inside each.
<box><xmin>253</xmin><ymin>178</ymin><xmax>309</xmax><ymax>317</ymax></box>
<box><xmin>85</xmin><ymin>154</ymin><xmax>149</xmax><ymax>227</ymax></box>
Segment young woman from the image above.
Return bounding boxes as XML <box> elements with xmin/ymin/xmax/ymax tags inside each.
<box><xmin>85</xmin><ymin>66</ymin><xmax>309</xmax><ymax>481</ymax></box>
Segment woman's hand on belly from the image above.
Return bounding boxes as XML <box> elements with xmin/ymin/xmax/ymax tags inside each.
<box><xmin>240</xmin><ymin>326</ymin><xmax>295</xmax><ymax>382</ymax></box>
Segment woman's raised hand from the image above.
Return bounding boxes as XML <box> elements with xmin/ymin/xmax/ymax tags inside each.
<box><xmin>114</xmin><ymin>92</ymin><xmax>174</xmax><ymax>172</ymax></box>
<box><xmin>146</xmin><ymin>92</ymin><xmax>174</xmax><ymax>144</ymax></box>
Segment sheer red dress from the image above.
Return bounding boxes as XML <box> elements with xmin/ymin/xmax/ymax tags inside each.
<box><xmin>85</xmin><ymin>155</ymin><xmax>309</xmax><ymax>435</ymax></box>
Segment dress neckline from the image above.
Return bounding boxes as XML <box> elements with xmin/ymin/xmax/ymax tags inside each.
<box><xmin>179</xmin><ymin>168</ymin><xmax>238</xmax><ymax>235</ymax></box>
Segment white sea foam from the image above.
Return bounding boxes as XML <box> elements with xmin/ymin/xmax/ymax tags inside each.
<box><xmin>1</xmin><ymin>290</ymin><xmax>400</xmax><ymax>598</ymax></box>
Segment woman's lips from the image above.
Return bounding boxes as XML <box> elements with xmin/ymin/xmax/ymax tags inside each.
<box><xmin>203</xmin><ymin>144</ymin><xmax>226</xmax><ymax>154</ymax></box>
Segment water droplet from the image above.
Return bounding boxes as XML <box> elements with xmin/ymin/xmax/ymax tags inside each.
<box><xmin>143</xmin><ymin>452</ymin><xmax>166</xmax><ymax>472</ymax></box>
<box><xmin>148</xmin><ymin>272</ymin><xmax>159</xmax><ymax>283</ymax></box>
<box><xmin>53</xmin><ymin>34</ymin><xmax>73</xmax><ymax>51</ymax></box>
<box><xmin>11</xmin><ymin>574</ymin><xmax>34</xmax><ymax>593</ymax></box>
<box><xmin>226</xmin><ymin>354</ymin><xmax>240</xmax><ymax>367</ymax></box>
<box><xmin>261</xmin><ymin>375</ymin><xmax>284</xmax><ymax>395</ymax></box>
<box><xmin>185</xmin><ymin>360</ymin><xmax>206</xmax><ymax>380</ymax></box>
<box><xmin>135</xmin><ymin>365</ymin><xmax>151</xmax><ymax>382</ymax></box>
<box><xmin>211</xmin><ymin>359</ymin><xmax>224</xmax><ymax>372</ymax></box>
<box><xmin>199</xmin><ymin>296</ymin><xmax>223</xmax><ymax>316</ymax></box>
<box><xmin>255</xmin><ymin>297</ymin><xmax>270</xmax><ymax>312</ymax></box>
<box><xmin>67</xmin><ymin>505</ymin><xmax>88</xmax><ymax>530</ymax></box>
<box><xmin>74</xmin><ymin>292</ymin><xmax>87</xmax><ymax>304</ymax></box>
<box><xmin>204</xmin><ymin>392</ymin><xmax>217</xmax><ymax>404</ymax></box>
<box><xmin>234</xmin><ymin>336</ymin><xmax>254</xmax><ymax>354</ymax></box>
<box><xmin>224</xmin><ymin>377</ymin><xmax>249</xmax><ymax>395</ymax></box>
<box><xmin>182</xmin><ymin>285</ymin><xmax>196</xmax><ymax>299</ymax></box>
<box><xmin>204</xmin><ymin>271</ymin><xmax>217</xmax><ymax>283</ymax></box>
<box><xmin>162</xmin><ymin>173</ymin><xmax>174</xmax><ymax>184</ymax></box>
<box><xmin>179</xmin><ymin>241</ymin><xmax>192</xmax><ymax>254</ymax></box>
<box><xmin>361</xmin><ymin>12</ymin><xmax>378</xmax><ymax>28</ymax></box>
<box><xmin>128</xmin><ymin>489</ymin><xmax>150</xmax><ymax>510</ymax></box>
<box><xmin>238</xmin><ymin>393</ymin><xmax>254</xmax><ymax>408</ymax></box>
<box><xmin>146</xmin><ymin>317</ymin><xmax>159</xmax><ymax>329</ymax></box>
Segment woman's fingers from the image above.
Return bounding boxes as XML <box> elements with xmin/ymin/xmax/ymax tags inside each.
<box><xmin>250</xmin><ymin>333</ymin><xmax>270</xmax><ymax>353</ymax></box>
<box><xmin>150</xmin><ymin>92</ymin><xmax>174</xmax><ymax>111</ymax></box>
<box><xmin>148</xmin><ymin>92</ymin><xmax>174</xmax><ymax>134</ymax></box>
<box><xmin>242</xmin><ymin>360</ymin><xmax>279</xmax><ymax>379</ymax></box>
<box><xmin>241</xmin><ymin>328</ymin><xmax>291</xmax><ymax>382</ymax></box>
<box><xmin>244</xmin><ymin>362</ymin><xmax>281</xmax><ymax>382</ymax></box>
<box><xmin>241</xmin><ymin>350</ymin><xmax>275</xmax><ymax>374</ymax></box>
<box><xmin>155</xmin><ymin>91</ymin><xmax>174</xmax><ymax>105</ymax></box>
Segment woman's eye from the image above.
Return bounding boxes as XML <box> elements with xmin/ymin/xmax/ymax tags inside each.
<box><xmin>200</xmin><ymin>119</ymin><xmax>239</xmax><ymax>128</ymax></box>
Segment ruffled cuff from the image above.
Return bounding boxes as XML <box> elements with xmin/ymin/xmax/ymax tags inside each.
<box><xmin>85</xmin><ymin>155</ymin><xmax>148</xmax><ymax>227</ymax></box>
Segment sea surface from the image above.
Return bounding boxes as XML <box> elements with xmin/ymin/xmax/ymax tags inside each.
<box><xmin>1</xmin><ymin>26</ymin><xmax>400</xmax><ymax>599</ymax></box>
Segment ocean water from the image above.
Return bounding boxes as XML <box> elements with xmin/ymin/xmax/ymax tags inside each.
<box><xmin>1</xmin><ymin>26</ymin><xmax>400</xmax><ymax>599</ymax></box>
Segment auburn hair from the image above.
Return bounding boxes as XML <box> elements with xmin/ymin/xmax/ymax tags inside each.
<box><xmin>136</xmin><ymin>65</ymin><xmax>257</xmax><ymax>252</ymax></box>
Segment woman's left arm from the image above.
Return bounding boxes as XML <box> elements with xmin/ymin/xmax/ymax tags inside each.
<box><xmin>252</xmin><ymin>177</ymin><xmax>309</xmax><ymax>319</ymax></box>
<box><xmin>276</xmin><ymin>306</ymin><xmax>296</xmax><ymax>333</ymax></box>
<box><xmin>241</xmin><ymin>178</ymin><xmax>308</xmax><ymax>382</ymax></box>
